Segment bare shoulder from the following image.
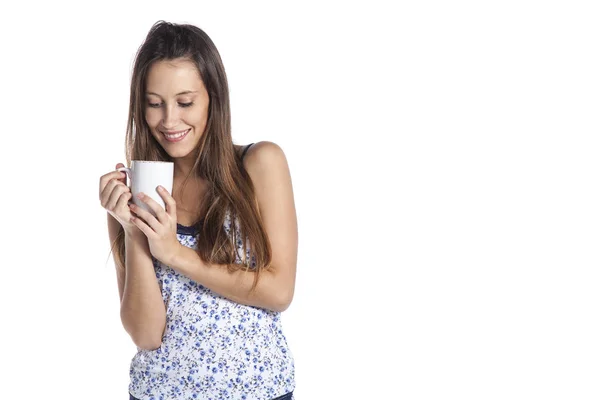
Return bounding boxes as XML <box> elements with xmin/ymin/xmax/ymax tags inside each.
<box><xmin>242</xmin><ymin>141</ymin><xmax>289</xmax><ymax>175</ymax></box>
<box><xmin>240</xmin><ymin>142</ymin><xmax>295</xmax><ymax>228</ymax></box>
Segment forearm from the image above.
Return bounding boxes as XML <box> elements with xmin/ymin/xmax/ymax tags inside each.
<box><xmin>107</xmin><ymin>214</ymin><xmax>127</xmax><ymax>304</ymax></box>
<box><xmin>115</xmin><ymin>263</ymin><xmax>125</xmax><ymax>304</ymax></box>
<box><xmin>169</xmin><ymin>245</ymin><xmax>293</xmax><ymax>312</ymax></box>
<box><xmin>120</xmin><ymin>230</ymin><xmax>166</xmax><ymax>349</ymax></box>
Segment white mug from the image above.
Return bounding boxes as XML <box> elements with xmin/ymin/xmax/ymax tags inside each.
<box><xmin>117</xmin><ymin>161</ymin><xmax>174</xmax><ymax>218</ymax></box>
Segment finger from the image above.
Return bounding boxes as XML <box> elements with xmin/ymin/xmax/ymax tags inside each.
<box><xmin>101</xmin><ymin>179</ymin><xmax>128</xmax><ymax>209</ymax></box>
<box><xmin>115</xmin><ymin>191</ymin><xmax>132</xmax><ymax>212</ymax></box>
<box><xmin>130</xmin><ymin>214</ymin><xmax>154</xmax><ymax>238</ymax></box>
<box><xmin>115</xmin><ymin>163</ymin><xmax>127</xmax><ymax>185</ymax></box>
<box><xmin>157</xmin><ymin>185</ymin><xmax>177</xmax><ymax>219</ymax></box>
<box><xmin>99</xmin><ymin>170</ymin><xmax>127</xmax><ymax>194</ymax></box>
<box><xmin>100</xmin><ymin>171</ymin><xmax>127</xmax><ymax>199</ymax></box>
<box><xmin>137</xmin><ymin>192</ymin><xmax>169</xmax><ymax>225</ymax></box>
<box><xmin>129</xmin><ymin>202</ymin><xmax>162</xmax><ymax>233</ymax></box>
<box><xmin>106</xmin><ymin>184</ymin><xmax>130</xmax><ymax>211</ymax></box>
<box><xmin>100</xmin><ymin>179</ymin><xmax>125</xmax><ymax>208</ymax></box>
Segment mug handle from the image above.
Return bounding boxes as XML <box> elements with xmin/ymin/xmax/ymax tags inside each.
<box><xmin>116</xmin><ymin>167</ymin><xmax>133</xmax><ymax>205</ymax></box>
<box><xmin>117</xmin><ymin>166</ymin><xmax>131</xmax><ymax>184</ymax></box>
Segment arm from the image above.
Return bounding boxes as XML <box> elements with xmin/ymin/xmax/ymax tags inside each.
<box><xmin>169</xmin><ymin>141</ymin><xmax>298</xmax><ymax>312</ymax></box>
<box><xmin>107</xmin><ymin>213</ymin><xmax>126</xmax><ymax>303</ymax></box>
<box><xmin>108</xmin><ymin>213</ymin><xmax>166</xmax><ymax>350</ymax></box>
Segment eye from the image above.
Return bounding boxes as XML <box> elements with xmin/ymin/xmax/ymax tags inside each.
<box><xmin>146</xmin><ymin>101</ymin><xmax>193</xmax><ymax>108</ymax></box>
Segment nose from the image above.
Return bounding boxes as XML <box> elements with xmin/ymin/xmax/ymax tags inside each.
<box><xmin>161</xmin><ymin>104</ymin><xmax>180</xmax><ymax>129</ymax></box>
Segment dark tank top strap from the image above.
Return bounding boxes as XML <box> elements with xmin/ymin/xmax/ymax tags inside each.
<box><xmin>241</xmin><ymin>143</ymin><xmax>255</xmax><ymax>160</ymax></box>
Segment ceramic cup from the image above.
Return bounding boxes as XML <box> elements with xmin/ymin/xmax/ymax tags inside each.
<box><xmin>117</xmin><ymin>160</ymin><xmax>174</xmax><ymax>218</ymax></box>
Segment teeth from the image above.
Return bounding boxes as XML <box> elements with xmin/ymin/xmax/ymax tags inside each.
<box><xmin>164</xmin><ymin>129</ymin><xmax>189</xmax><ymax>139</ymax></box>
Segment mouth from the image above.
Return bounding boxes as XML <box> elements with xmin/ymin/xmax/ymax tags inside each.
<box><xmin>161</xmin><ymin>129</ymin><xmax>190</xmax><ymax>143</ymax></box>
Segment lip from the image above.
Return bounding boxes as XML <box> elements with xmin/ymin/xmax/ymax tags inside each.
<box><xmin>162</xmin><ymin>129</ymin><xmax>189</xmax><ymax>135</ymax></box>
<box><xmin>161</xmin><ymin>128</ymin><xmax>190</xmax><ymax>143</ymax></box>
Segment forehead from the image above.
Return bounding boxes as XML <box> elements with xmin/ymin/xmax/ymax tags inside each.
<box><xmin>146</xmin><ymin>58</ymin><xmax>205</xmax><ymax>95</ymax></box>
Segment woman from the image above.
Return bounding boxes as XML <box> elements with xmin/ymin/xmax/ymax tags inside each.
<box><xmin>98</xmin><ymin>20</ymin><xmax>297</xmax><ymax>400</ymax></box>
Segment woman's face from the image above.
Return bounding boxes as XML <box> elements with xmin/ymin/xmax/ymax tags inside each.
<box><xmin>144</xmin><ymin>58</ymin><xmax>210</xmax><ymax>160</ymax></box>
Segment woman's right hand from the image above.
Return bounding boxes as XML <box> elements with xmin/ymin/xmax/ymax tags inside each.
<box><xmin>99</xmin><ymin>163</ymin><xmax>136</xmax><ymax>232</ymax></box>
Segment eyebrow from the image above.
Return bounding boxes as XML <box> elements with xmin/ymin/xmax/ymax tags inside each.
<box><xmin>146</xmin><ymin>90</ymin><xmax>198</xmax><ymax>97</ymax></box>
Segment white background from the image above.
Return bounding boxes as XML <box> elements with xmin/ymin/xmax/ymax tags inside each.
<box><xmin>0</xmin><ymin>1</ymin><xmax>598</xmax><ymax>399</ymax></box>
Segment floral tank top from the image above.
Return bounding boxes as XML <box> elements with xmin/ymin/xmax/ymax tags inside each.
<box><xmin>128</xmin><ymin>168</ymin><xmax>295</xmax><ymax>399</ymax></box>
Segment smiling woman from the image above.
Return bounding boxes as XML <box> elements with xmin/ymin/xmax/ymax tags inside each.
<box><xmin>98</xmin><ymin>20</ymin><xmax>297</xmax><ymax>400</ymax></box>
<box><xmin>144</xmin><ymin>60</ymin><xmax>210</xmax><ymax>162</ymax></box>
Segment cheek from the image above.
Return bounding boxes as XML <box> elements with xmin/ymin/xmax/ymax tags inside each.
<box><xmin>145</xmin><ymin>109</ymin><xmax>161</xmax><ymax>126</ymax></box>
<box><xmin>185</xmin><ymin>109</ymin><xmax>207</xmax><ymax>127</ymax></box>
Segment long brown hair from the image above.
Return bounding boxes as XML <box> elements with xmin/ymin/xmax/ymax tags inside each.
<box><xmin>110</xmin><ymin>20</ymin><xmax>272</xmax><ymax>289</ymax></box>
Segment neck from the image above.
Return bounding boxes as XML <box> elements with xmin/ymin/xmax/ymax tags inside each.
<box><xmin>173</xmin><ymin>156</ymin><xmax>196</xmax><ymax>180</ymax></box>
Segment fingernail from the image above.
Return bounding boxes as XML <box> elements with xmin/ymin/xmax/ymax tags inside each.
<box><xmin>137</xmin><ymin>193</ymin><xmax>144</xmax><ymax>199</ymax></box>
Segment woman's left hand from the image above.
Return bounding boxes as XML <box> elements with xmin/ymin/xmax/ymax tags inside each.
<box><xmin>129</xmin><ymin>185</ymin><xmax>181</xmax><ymax>265</ymax></box>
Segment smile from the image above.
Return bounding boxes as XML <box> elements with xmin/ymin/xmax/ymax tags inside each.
<box><xmin>162</xmin><ymin>129</ymin><xmax>190</xmax><ymax>142</ymax></box>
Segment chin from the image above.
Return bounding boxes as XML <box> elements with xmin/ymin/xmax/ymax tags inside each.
<box><xmin>164</xmin><ymin>146</ymin><xmax>195</xmax><ymax>159</ymax></box>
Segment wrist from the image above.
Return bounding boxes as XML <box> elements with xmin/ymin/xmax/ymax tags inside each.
<box><xmin>168</xmin><ymin>243</ymin><xmax>184</xmax><ymax>267</ymax></box>
<box><xmin>123</xmin><ymin>226</ymin><xmax>145</xmax><ymax>241</ymax></box>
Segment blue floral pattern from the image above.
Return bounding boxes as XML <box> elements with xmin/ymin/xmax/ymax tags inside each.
<box><xmin>128</xmin><ymin>211</ymin><xmax>295</xmax><ymax>400</ymax></box>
